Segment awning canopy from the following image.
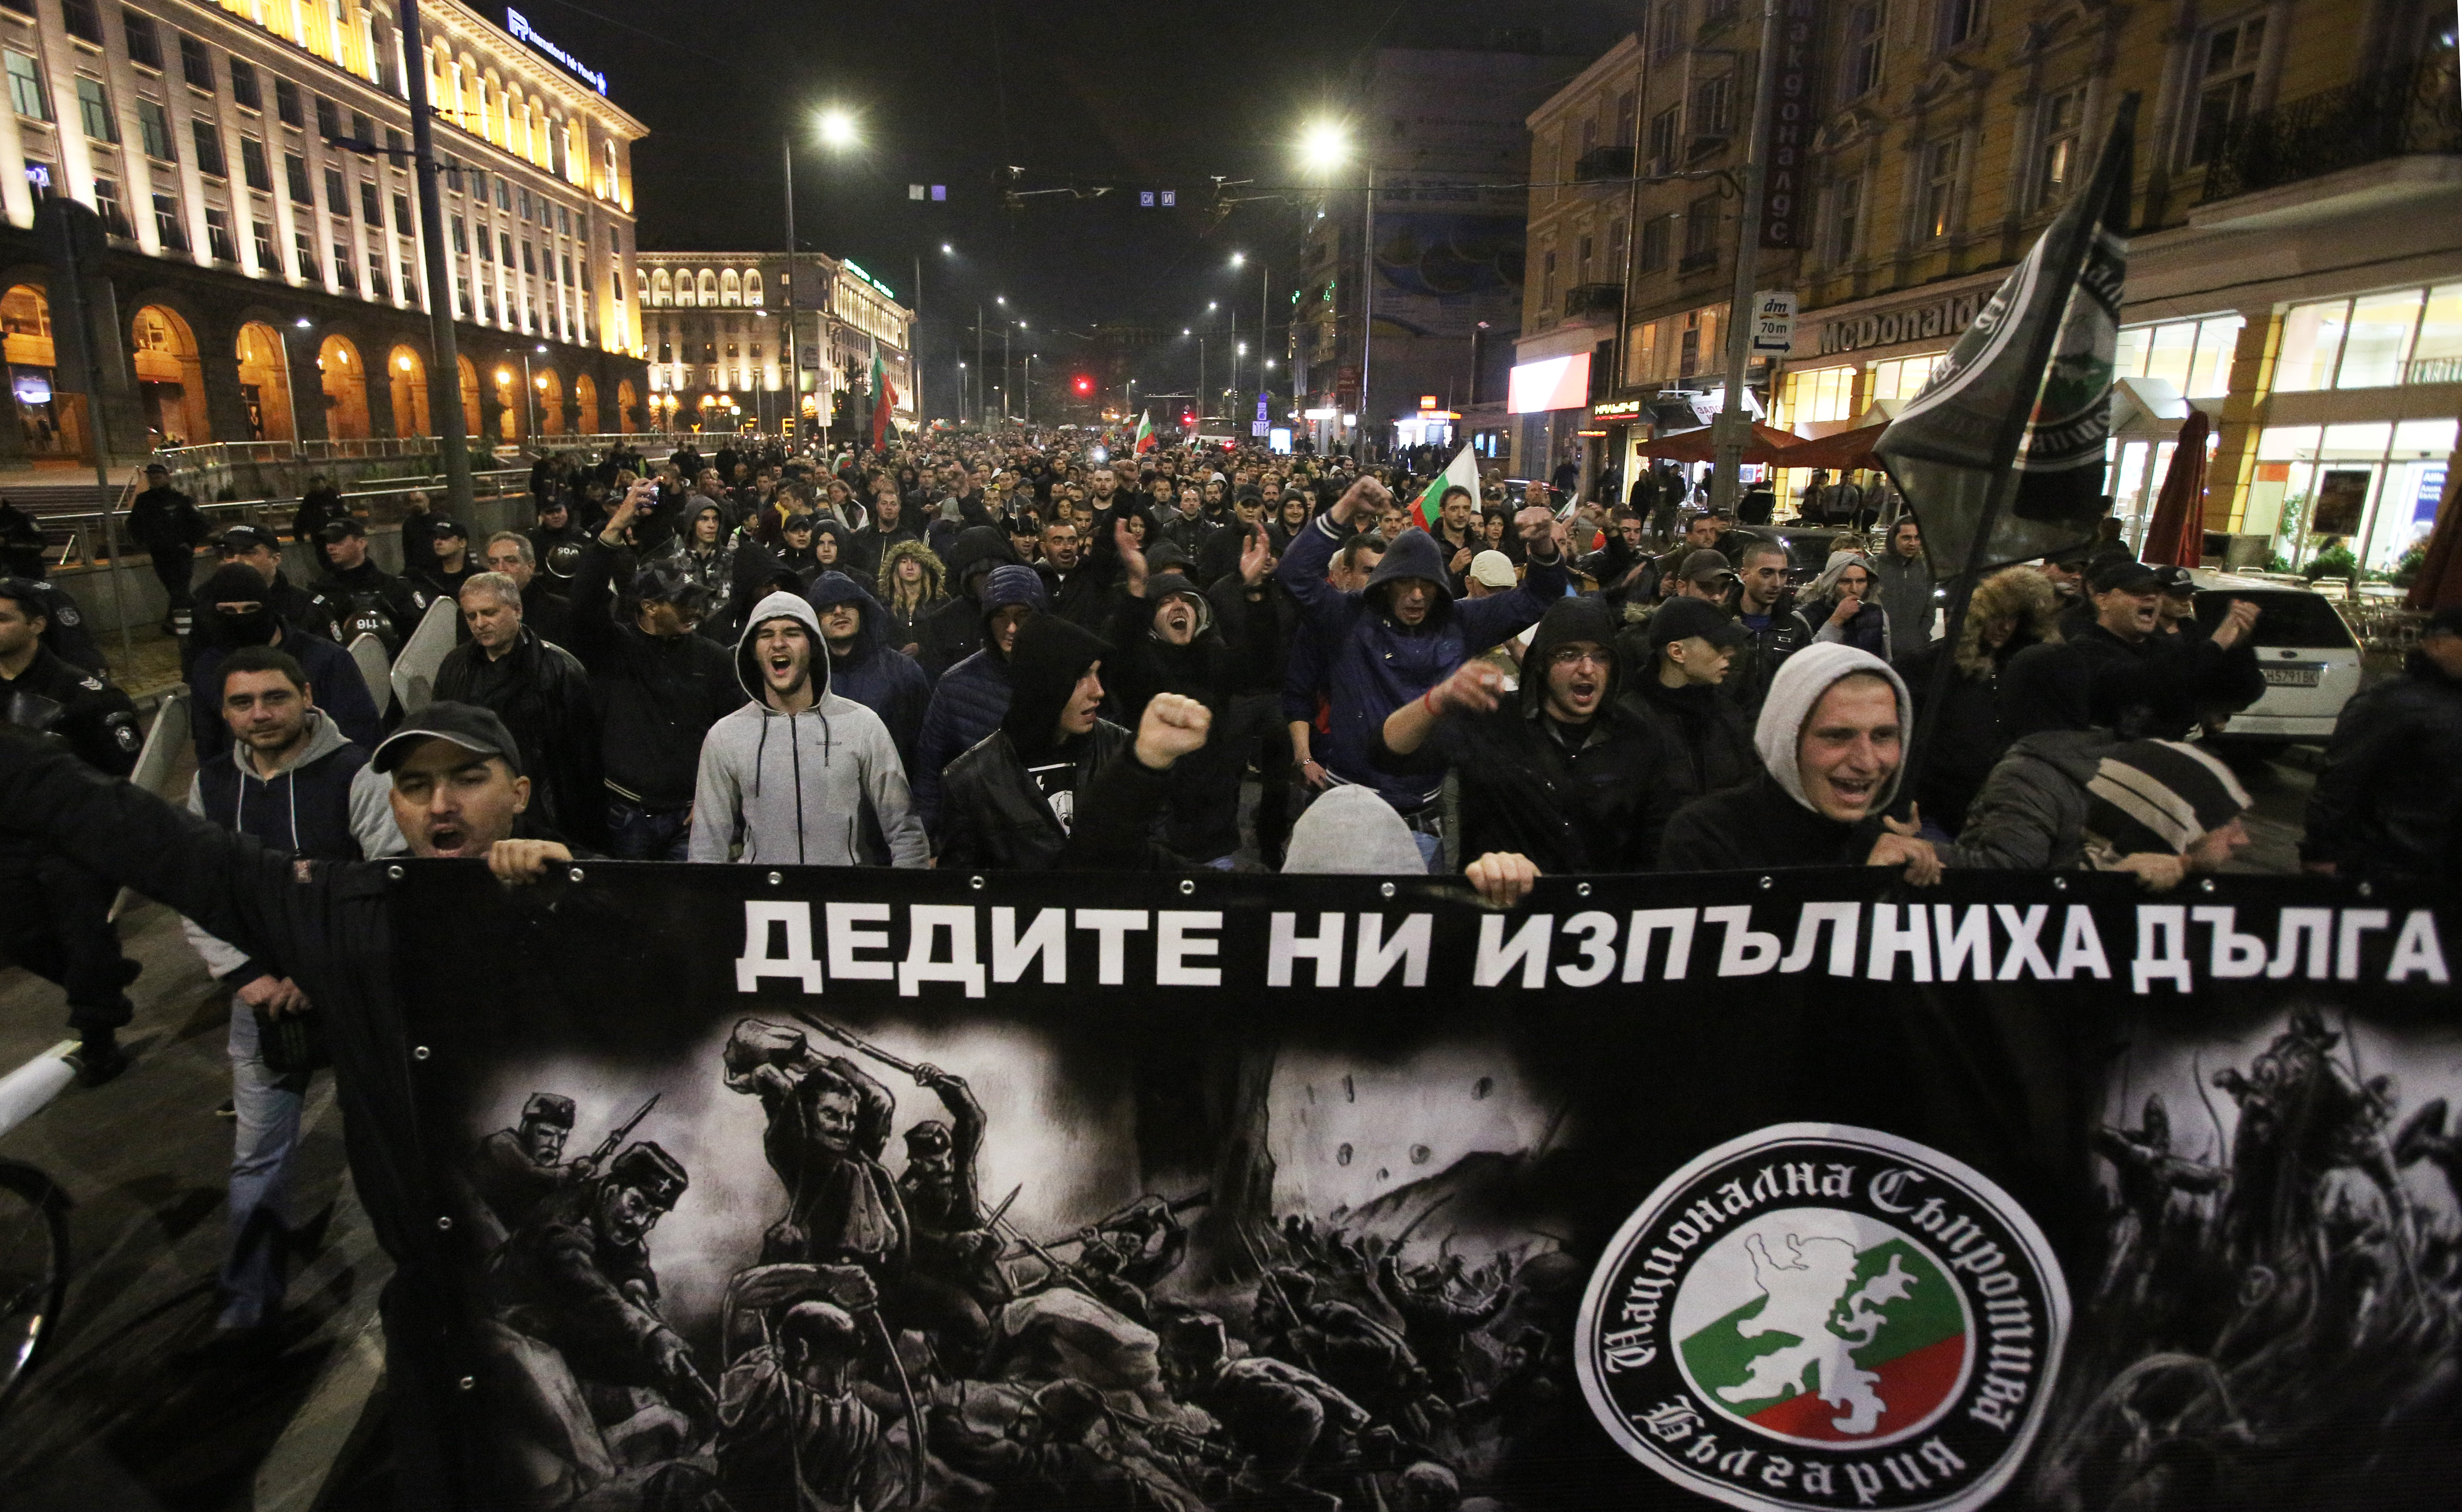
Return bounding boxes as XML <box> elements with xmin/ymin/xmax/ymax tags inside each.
<box><xmin>1636</xmin><ymin>420</ymin><xmax>1802</xmax><ymax>465</ymax></box>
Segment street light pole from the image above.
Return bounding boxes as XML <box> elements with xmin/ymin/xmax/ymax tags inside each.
<box><xmin>1713</xmin><ymin>0</ymin><xmax>1785</xmax><ymax>513</ymax></box>
<box><xmin>910</xmin><ymin>252</ymin><xmax>923</xmax><ymax>430</ymax></box>
<box><xmin>398</xmin><ymin>0</ymin><xmax>472</xmax><ymax>516</ymax></box>
<box><xmin>782</xmin><ymin>134</ymin><xmax>798</xmax><ymax>446</ymax></box>
<box><xmin>1002</xmin><ymin>322</ymin><xmax>1011</xmax><ymax>421</ymax></box>
<box><xmin>1359</xmin><ymin>162</ymin><xmax>1376</xmax><ymax>460</ymax></box>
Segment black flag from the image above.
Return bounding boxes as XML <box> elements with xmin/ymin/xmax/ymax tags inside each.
<box><xmin>1877</xmin><ymin>95</ymin><xmax>2138</xmax><ymax>581</ymax></box>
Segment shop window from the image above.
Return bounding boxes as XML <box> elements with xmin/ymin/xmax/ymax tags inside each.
<box><xmin>2338</xmin><ymin>288</ymin><xmax>2425</xmax><ymax>388</ymax></box>
<box><xmin>2409</xmin><ymin>284</ymin><xmax>2462</xmax><ymax>385</ymax></box>
<box><xmin>1781</xmin><ymin>365</ymin><xmax>1858</xmax><ymax>429</ymax></box>
<box><xmin>1868</xmin><ymin>355</ymin><xmax>1942</xmax><ymax>402</ymax></box>
<box><xmin>2189</xmin><ymin>15</ymin><xmax>2266</xmax><ymax>166</ymax></box>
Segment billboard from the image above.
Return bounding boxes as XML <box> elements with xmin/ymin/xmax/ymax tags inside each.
<box><xmin>1508</xmin><ymin>352</ymin><xmax>1591</xmax><ymax>415</ymax></box>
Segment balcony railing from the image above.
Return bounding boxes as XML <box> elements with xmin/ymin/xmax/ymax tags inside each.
<box><xmin>1564</xmin><ymin>283</ymin><xmax>1623</xmax><ymax>320</ymax></box>
<box><xmin>2198</xmin><ymin>56</ymin><xmax>2462</xmax><ymax>203</ymax></box>
<box><xmin>1573</xmin><ymin>145</ymin><xmax>1634</xmax><ymax>181</ymax></box>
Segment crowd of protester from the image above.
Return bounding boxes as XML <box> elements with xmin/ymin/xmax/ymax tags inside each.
<box><xmin>3</xmin><ymin>421</ymin><xmax>2460</xmax><ymax>1354</ymax></box>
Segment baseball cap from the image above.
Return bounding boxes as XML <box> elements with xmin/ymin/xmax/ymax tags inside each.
<box><xmin>1678</xmin><ymin>547</ymin><xmax>1737</xmax><ymax>586</ymax></box>
<box><xmin>2150</xmin><ymin>564</ymin><xmax>2196</xmax><ymax>596</ymax></box>
<box><xmin>1650</xmin><ymin>595</ymin><xmax>1746</xmax><ymax>650</ymax></box>
<box><xmin>317</xmin><ymin>516</ymin><xmax>366</xmax><ymax>542</ymax></box>
<box><xmin>428</xmin><ymin>516</ymin><xmax>467</xmax><ymax>540</ymax></box>
<box><xmin>2089</xmin><ymin>558</ymin><xmax>2161</xmax><ymax>595</ymax></box>
<box><xmin>371</xmin><ymin>701</ymin><xmax>524</xmax><ymax>775</ymax></box>
<box><xmin>1466</xmin><ymin>550</ymin><xmax>1517</xmax><ymax>589</ymax></box>
<box><xmin>782</xmin><ymin>511</ymin><xmax>816</xmax><ymax>530</ymax></box>
<box><xmin>219</xmin><ymin>523</ymin><xmax>281</xmax><ymax>554</ymax></box>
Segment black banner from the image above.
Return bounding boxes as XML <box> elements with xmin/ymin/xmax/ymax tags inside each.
<box><xmin>396</xmin><ymin>866</ymin><xmax>2458</xmax><ymax>1510</ymax></box>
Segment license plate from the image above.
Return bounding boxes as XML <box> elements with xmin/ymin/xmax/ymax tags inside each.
<box><xmin>2261</xmin><ymin>666</ymin><xmax>2321</xmax><ymax>687</ymax></box>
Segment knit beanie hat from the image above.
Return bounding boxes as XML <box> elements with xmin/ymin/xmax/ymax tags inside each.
<box><xmin>2084</xmin><ymin>740</ymin><xmax>2252</xmax><ymax>856</ymax></box>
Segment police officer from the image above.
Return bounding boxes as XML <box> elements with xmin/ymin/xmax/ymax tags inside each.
<box><xmin>128</xmin><ymin>461</ymin><xmax>207</xmax><ymax>631</ymax></box>
<box><xmin>305</xmin><ymin>516</ymin><xmax>433</xmax><ymax>655</ymax></box>
<box><xmin>0</xmin><ymin>577</ymin><xmax>143</xmax><ymax>1081</ymax></box>
<box><xmin>214</xmin><ymin>522</ymin><xmax>319</xmax><ymax>632</ymax></box>
<box><xmin>528</xmin><ymin>496</ymin><xmax>589</xmax><ymax>584</ymax></box>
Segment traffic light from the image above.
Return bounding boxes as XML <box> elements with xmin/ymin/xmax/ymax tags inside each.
<box><xmin>1182</xmin><ymin>410</ymin><xmax>1196</xmax><ymax>426</ymax></box>
<box><xmin>1073</xmin><ymin>374</ymin><xmax>1093</xmax><ymax>395</ymax></box>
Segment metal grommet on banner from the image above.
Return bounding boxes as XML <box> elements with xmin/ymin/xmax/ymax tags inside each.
<box><xmin>970</xmin><ymin>876</ymin><xmax>985</xmax><ymax>890</ymax></box>
<box><xmin>2357</xmin><ymin>882</ymin><xmax>2373</xmax><ymax>899</ymax></box>
<box><xmin>767</xmin><ymin>871</ymin><xmax>783</xmax><ymax>887</ymax></box>
<box><xmin>1758</xmin><ymin>876</ymin><xmax>1773</xmax><ymax>890</ymax></box>
<box><xmin>386</xmin><ymin>865</ymin><xmax>404</xmax><ymax>881</ymax></box>
<box><xmin>567</xmin><ymin>867</ymin><xmax>585</xmax><ymax>884</ymax></box>
<box><xmin>1380</xmin><ymin>882</ymin><xmax>1396</xmax><ymax>898</ymax></box>
<box><xmin>2053</xmin><ymin>877</ymin><xmax>2068</xmax><ymax>891</ymax></box>
<box><xmin>1576</xmin><ymin>882</ymin><xmax>1592</xmax><ymax>898</ymax></box>
<box><xmin>412</xmin><ymin>1045</ymin><xmax>430</xmax><ymax>1061</ymax></box>
<box><xmin>436</xmin><ymin>1215</ymin><xmax>453</xmax><ymax>1231</ymax></box>
<box><xmin>1179</xmin><ymin>879</ymin><xmax>1196</xmax><ymax>896</ymax></box>
<box><xmin>459</xmin><ymin>1376</ymin><xmax>476</xmax><ymax>1392</ymax></box>
<box><xmin>2200</xmin><ymin>878</ymin><xmax>2216</xmax><ymax>894</ymax></box>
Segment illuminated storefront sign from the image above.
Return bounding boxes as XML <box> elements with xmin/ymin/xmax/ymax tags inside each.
<box><xmin>506</xmin><ymin>10</ymin><xmax>608</xmax><ymax>95</ymax></box>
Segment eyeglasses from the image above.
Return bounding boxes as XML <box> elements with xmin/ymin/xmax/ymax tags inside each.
<box><xmin>1548</xmin><ymin>647</ymin><xmax>1611</xmax><ymax>669</ymax></box>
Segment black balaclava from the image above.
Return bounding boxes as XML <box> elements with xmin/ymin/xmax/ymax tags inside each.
<box><xmin>199</xmin><ymin>563</ymin><xmax>278</xmax><ymax>646</ymax></box>
<box><xmin>1001</xmin><ymin>614</ymin><xmax>1111</xmax><ymax>758</ymax></box>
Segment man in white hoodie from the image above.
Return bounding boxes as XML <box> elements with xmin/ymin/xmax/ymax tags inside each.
<box><xmin>690</xmin><ymin>590</ymin><xmax>929</xmax><ymax>867</ymax></box>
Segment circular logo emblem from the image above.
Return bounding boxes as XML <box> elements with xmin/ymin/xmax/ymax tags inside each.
<box><xmin>1577</xmin><ymin>1124</ymin><xmax>2067</xmax><ymax>1512</ymax></box>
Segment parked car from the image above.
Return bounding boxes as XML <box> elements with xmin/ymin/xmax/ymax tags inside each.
<box><xmin>2190</xmin><ymin>570</ymin><xmax>2362</xmax><ymax>746</ymax></box>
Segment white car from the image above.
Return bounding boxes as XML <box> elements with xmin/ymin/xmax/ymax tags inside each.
<box><xmin>2189</xmin><ymin>570</ymin><xmax>2362</xmax><ymax>745</ymax></box>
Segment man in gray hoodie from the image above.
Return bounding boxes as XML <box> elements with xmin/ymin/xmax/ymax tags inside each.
<box><xmin>688</xmin><ymin>591</ymin><xmax>929</xmax><ymax>868</ymax></box>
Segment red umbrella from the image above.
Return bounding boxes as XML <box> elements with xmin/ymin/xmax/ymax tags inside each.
<box><xmin>1773</xmin><ymin>421</ymin><xmax>1890</xmax><ymax>472</ymax></box>
<box><xmin>1635</xmin><ymin>420</ymin><xmax>1800</xmax><ymax>465</ymax></box>
<box><xmin>2139</xmin><ymin>410</ymin><xmax>2211</xmax><ymax>568</ymax></box>
<box><xmin>2406</xmin><ymin>455</ymin><xmax>2462</xmax><ymax>610</ymax></box>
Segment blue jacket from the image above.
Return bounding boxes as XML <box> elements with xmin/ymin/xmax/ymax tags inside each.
<box><xmin>190</xmin><ymin>623</ymin><xmax>384</xmax><ymax>764</ymax></box>
<box><xmin>1276</xmin><ymin>517</ymin><xmax>1568</xmax><ymax>812</ymax></box>
<box><xmin>911</xmin><ymin>564</ymin><xmax>1048</xmax><ymax>829</ymax></box>
<box><xmin>804</xmin><ymin>570</ymin><xmax>932</xmax><ymax>775</ymax></box>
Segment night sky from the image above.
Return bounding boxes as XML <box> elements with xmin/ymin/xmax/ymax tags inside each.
<box><xmin>511</xmin><ymin>0</ymin><xmax>1628</xmax><ymax>398</ymax></box>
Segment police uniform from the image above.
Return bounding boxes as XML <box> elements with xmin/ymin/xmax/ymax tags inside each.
<box><xmin>0</xmin><ymin>644</ymin><xmax>143</xmax><ymax>1039</ymax></box>
<box><xmin>13</xmin><ymin>576</ymin><xmax>108</xmax><ymax>673</ymax></box>
<box><xmin>305</xmin><ymin>559</ymin><xmax>434</xmax><ymax>656</ymax></box>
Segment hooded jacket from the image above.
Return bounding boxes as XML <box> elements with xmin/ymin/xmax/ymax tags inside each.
<box><xmin>1373</xmin><ymin>596</ymin><xmax>1658</xmax><ymax>872</ymax></box>
<box><xmin>912</xmin><ymin>565</ymin><xmax>1050</xmax><ymax>829</ymax></box>
<box><xmin>918</xmin><ymin>526</ymin><xmax>1023</xmax><ymax>679</ymax></box>
<box><xmin>1938</xmin><ymin>729</ymin><xmax>2112</xmax><ymax>872</ymax></box>
<box><xmin>688</xmin><ymin>592</ymin><xmax>927</xmax><ymax>868</ymax></box>
<box><xmin>2302</xmin><ymin>647</ymin><xmax>2462</xmax><ymax>881</ymax></box>
<box><xmin>1280</xmin><ymin>785</ymin><xmax>1426</xmax><ymax>874</ymax></box>
<box><xmin>1624</xmin><ymin>664</ymin><xmax>1758</xmax><ymax>867</ymax></box>
<box><xmin>1276</xmin><ymin>515</ymin><xmax>1570</xmax><ymax>812</ymax></box>
<box><xmin>876</xmin><ymin>538</ymin><xmax>948</xmax><ymax>648</ymax></box>
<box><xmin>1099</xmin><ymin>571</ymin><xmax>1251</xmax><ymax>861</ymax></box>
<box><xmin>1894</xmin><ymin>567</ymin><xmax>2063</xmax><ymax>833</ymax></box>
<box><xmin>805</xmin><ymin>570</ymin><xmax>932</xmax><ymax>773</ymax></box>
<box><xmin>937</xmin><ymin>615</ymin><xmax>1138</xmax><ymax>870</ymax></box>
<box><xmin>183</xmin><ymin>708</ymin><xmax>404</xmax><ymax>987</ymax></box>
<box><xmin>563</xmin><ymin>537</ymin><xmax>754</xmax><ymax>809</ymax></box>
<box><xmin>1657</xmin><ymin>643</ymin><xmax>1912</xmax><ymax>872</ymax></box>
<box><xmin>188</xmin><ymin>567</ymin><xmax>385</xmax><ymax>764</ymax></box>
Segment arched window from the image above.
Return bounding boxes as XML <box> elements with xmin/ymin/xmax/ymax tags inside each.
<box><xmin>744</xmin><ymin>270</ymin><xmax>763</xmax><ymax>306</ymax></box>
<box><xmin>720</xmin><ymin>270</ymin><xmax>740</xmax><ymax>306</ymax></box>
<box><xmin>651</xmin><ymin>269</ymin><xmax>671</xmax><ymax>305</ymax></box>
<box><xmin>697</xmin><ymin>270</ymin><xmax>717</xmax><ymax>306</ymax></box>
<box><xmin>602</xmin><ymin>140</ymin><xmax>618</xmax><ymax>198</ymax></box>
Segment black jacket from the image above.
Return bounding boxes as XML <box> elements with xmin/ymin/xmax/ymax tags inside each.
<box><xmin>936</xmin><ymin>720</ymin><xmax>1133</xmax><ymax>871</ymax></box>
<box><xmin>1721</xmin><ymin>593</ymin><xmax>1812</xmax><ymax>721</ymax></box>
<box><xmin>1624</xmin><ymin>673</ymin><xmax>1758</xmax><ymax>866</ymax></box>
<box><xmin>520</xmin><ymin>579</ymin><xmax>572</xmax><ymax>647</ymax></box>
<box><xmin>0</xmin><ymin>645</ymin><xmax>140</xmax><ymax>776</ymax></box>
<box><xmin>1375</xmin><ymin>597</ymin><xmax>1659</xmax><ymax>873</ymax></box>
<box><xmin>1101</xmin><ymin>577</ymin><xmax>1246</xmax><ymax>862</ymax></box>
<box><xmin>2057</xmin><ymin>621</ymin><xmax>2264</xmax><ymax>740</ymax></box>
<box><xmin>129</xmin><ymin>484</ymin><xmax>207</xmax><ymax>554</ymax></box>
<box><xmin>1659</xmin><ymin>772</ymin><xmax>1886</xmax><ymax>872</ymax></box>
<box><xmin>305</xmin><ymin>560</ymin><xmax>436</xmax><ymax>655</ymax></box>
<box><xmin>0</xmin><ymin>729</ymin><xmax>498</xmax><ymax>1511</ymax></box>
<box><xmin>2303</xmin><ymin>651</ymin><xmax>2462</xmax><ymax>881</ymax></box>
<box><xmin>562</xmin><ymin>539</ymin><xmax>744</xmax><ymax>808</ymax></box>
<box><xmin>1895</xmin><ymin>636</ymin><xmax>2040</xmax><ymax>834</ymax></box>
<box><xmin>434</xmin><ymin>628</ymin><xmax>605</xmax><ymax>847</ymax></box>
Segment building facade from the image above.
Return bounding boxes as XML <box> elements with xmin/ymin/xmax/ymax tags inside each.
<box><xmin>632</xmin><ymin>248</ymin><xmax>912</xmax><ymax>440</ymax></box>
<box><xmin>0</xmin><ymin>0</ymin><xmax>649</xmax><ymax>463</ymax></box>
<box><xmin>1528</xmin><ymin>0</ymin><xmax>2460</xmax><ymax>571</ymax></box>
<box><xmin>1293</xmin><ymin>44</ymin><xmax>1571</xmax><ymax>458</ymax></box>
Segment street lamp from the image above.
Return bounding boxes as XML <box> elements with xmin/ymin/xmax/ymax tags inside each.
<box><xmin>782</xmin><ymin>107</ymin><xmax>863</xmax><ymax>447</ymax></box>
<box><xmin>1299</xmin><ymin>120</ymin><xmax>1349</xmax><ymax>174</ymax></box>
<box><xmin>817</xmin><ymin>107</ymin><xmax>858</xmax><ymax>149</ymax></box>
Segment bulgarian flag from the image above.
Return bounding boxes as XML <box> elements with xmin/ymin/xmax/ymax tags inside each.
<box><xmin>1406</xmin><ymin>444</ymin><xmax>1481</xmax><ymax>530</ymax></box>
<box><xmin>869</xmin><ymin>344</ymin><xmax>898</xmax><ymax>449</ymax></box>
<box><xmin>1134</xmin><ymin>410</ymin><xmax>1156</xmax><ymax>454</ymax></box>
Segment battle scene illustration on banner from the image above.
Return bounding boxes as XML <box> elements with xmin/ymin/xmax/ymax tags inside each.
<box><xmin>395</xmin><ymin>866</ymin><xmax>2459</xmax><ymax>1512</ymax></box>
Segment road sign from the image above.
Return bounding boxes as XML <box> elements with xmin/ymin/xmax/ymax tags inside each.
<box><xmin>1140</xmin><ymin>191</ymin><xmax>1156</xmax><ymax>207</ymax></box>
<box><xmin>1751</xmin><ymin>290</ymin><xmax>1797</xmax><ymax>355</ymax></box>
<box><xmin>1160</xmin><ymin>190</ymin><xmax>1176</xmax><ymax>207</ymax></box>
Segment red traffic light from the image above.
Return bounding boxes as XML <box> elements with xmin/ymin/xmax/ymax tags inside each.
<box><xmin>1182</xmin><ymin>410</ymin><xmax>1195</xmax><ymax>425</ymax></box>
<box><xmin>1072</xmin><ymin>374</ymin><xmax>1093</xmax><ymax>395</ymax></box>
